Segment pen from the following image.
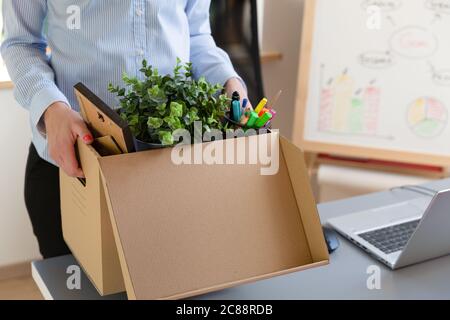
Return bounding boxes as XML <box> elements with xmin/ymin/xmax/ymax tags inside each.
<box><xmin>232</xmin><ymin>91</ymin><xmax>240</xmax><ymax>102</ymax></box>
<box><xmin>232</xmin><ymin>100</ymin><xmax>241</xmax><ymax>122</ymax></box>
<box><xmin>255</xmin><ymin>112</ymin><xmax>273</xmax><ymax>128</ymax></box>
<box><xmin>258</xmin><ymin>107</ymin><xmax>270</xmax><ymax>117</ymax></box>
<box><xmin>269</xmin><ymin>109</ymin><xmax>277</xmax><ymax>120</ymax></box>
<box><xmin>242</xmin><ymin>98</ymin><xmax>248</xmax><ymax>110</ymax></box>
<box><xmin>230</xmin><ymin>91</ymin><xmax>240</xmax><ymax>121</ymax></box>
<box><xmin>268</xmin><ymin>90</ymin><xmax>282</xmax><ymax>110</ymax></box>
<box><xmin>254</xmin><ymin>98</ymin><xmax>268</xmax><ymax>114</ymax></box>
<box><xmin>240</xmin><ymin>110</ymin><xmax>251</xmax><ymax>126</ymax></box>
<box><xmin>246</xmin><ymin>111</ymin><xmax>259</xmax><ymax>128</ymax></box>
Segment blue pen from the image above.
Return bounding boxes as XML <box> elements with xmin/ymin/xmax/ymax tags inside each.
<box><xmin>242</xmin><ymin>98</ymin><xmax>248</xmax><ymax>110</ymax></box>
<box><xmin>232</xmin><ymin>100</ymin><xmax>241</xmax><ymax>122</ymax></box>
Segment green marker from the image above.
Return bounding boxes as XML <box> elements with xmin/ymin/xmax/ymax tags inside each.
<box><xmin>246</xmin><ymin>111</ymin><xmax>259</xmax><ymax>128</ymax></box>
<box><xmin>255</xmin><ymin>112</ymin><xmax>273</xmax><ymax>128</ymax></box>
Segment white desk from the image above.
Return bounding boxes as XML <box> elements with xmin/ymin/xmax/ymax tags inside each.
<box><xmin>32</xmin><ymin>178</ymin><xmax>450</xmax><ymax>300</ymax></box>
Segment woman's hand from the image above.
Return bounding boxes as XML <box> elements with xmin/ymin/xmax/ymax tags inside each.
<box><xmin>43</xmin><ymin>102</ymin><xmax>94</xmax><ymax>178</ymax></box>
<box><xmin>224</xmin><ymin>77</ymin><xmax>252</xmax><ymax>111</ymax></box>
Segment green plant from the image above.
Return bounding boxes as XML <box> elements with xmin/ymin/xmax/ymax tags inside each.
<box><xmin>108</xmin><ymin>59</ymin><xmax>231</xmax><ymax>146</ymax></box>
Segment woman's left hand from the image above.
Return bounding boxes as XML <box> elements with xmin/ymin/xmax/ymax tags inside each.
<box><xmin>224</xmin><ymin>77</ymin><xmax>253</xmax><ymax>111</ymax></box>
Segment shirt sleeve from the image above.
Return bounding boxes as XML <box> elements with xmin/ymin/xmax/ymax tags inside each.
<box><xmin>1</xmin><ymin>0</ymin><xmax>70</xmax><ymax>133</ymax></box>
<box><xmin>185</xmin><ymin>0</ymin><xmax>245</xmax><ymax>88</ymax></box>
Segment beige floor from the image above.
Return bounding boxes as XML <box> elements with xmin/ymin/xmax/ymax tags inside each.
<box><xmin>0</xmin><ymin>165</ymin><xmax>432</xmax><ymax>300</ymax></box>
<box><xmin>0</xmin><ymin>276</ymin><xmax>43</xmax><ymax>300</ymax></box>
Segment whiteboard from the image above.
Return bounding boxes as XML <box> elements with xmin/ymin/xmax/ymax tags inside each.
<box><xmin>296</xmin><ymin>0</ymin><xmax>450</xmax><ymax>166</ymax></box>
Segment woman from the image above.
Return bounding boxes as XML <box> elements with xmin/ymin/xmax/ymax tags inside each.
<box><xmin>1</xmin><ymin>0</ymin><xmax>249</xmax><ymax>259</ymax></box>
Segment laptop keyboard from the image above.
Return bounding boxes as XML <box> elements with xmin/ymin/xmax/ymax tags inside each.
<box><xmin>358</xmin><ymin>219</ymin><xmax>421</xmax><ymax>254</ymax></box>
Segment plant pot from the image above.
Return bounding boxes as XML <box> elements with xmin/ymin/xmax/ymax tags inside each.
<box><xmin>223</xmin><ymin>114</ymin><xmax>245</xmax><ymax>128</ymax></box>
<box><xmin>133</xmin><ymin>138</ymin><xmax>168</xmax><ymax>152</ymax></box>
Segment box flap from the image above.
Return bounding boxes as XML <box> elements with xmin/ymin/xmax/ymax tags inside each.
<box><xmin>98</xmin><ymin>133</ymin><xmax>322</xmax><ymax>300</ymax></box>
<box><xmin>280</xmin><ymin>137</ymin><xmax>329</xmax><ymax>262</ymax></box>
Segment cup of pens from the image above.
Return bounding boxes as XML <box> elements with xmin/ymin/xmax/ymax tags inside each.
<box><xmin>225</xmin><ymin>91</ymin><xmax>280</xmax><ymax>131</ymax></box>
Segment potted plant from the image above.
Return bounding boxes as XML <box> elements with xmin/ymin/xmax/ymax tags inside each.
<box><xmin>108</xmin><ymin>59</ymin><xmax>232</xmax><ymax>151</ymax></box>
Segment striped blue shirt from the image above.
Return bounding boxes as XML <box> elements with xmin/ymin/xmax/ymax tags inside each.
<box><xmin>1</xmin><ymin>0</ymin><xmax>240</xmax><ymax>164</ymax></box>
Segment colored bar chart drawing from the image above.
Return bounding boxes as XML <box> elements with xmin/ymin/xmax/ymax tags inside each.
<box><xmin>318</xmin><ymin>67</ymin><xmax>381</xmax><ymax>137</ymax></box>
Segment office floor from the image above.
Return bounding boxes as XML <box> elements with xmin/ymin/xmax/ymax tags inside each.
<box><xmin>0</xmin><ymin>276</ymin><xmax>43</xmax><ymax>300</ymax></box>
<box><xmin>0</xmin><ymin>165</ymin><xmax>430</xmax><ymax>300</ymax></box>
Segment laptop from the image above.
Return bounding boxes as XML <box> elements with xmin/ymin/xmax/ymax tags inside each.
<box><xmin>328</xmin><ymin>189</ymin><xmax>450</xmax><ymax>269</ymax></box>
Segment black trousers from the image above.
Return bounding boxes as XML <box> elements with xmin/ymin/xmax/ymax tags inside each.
<box><xmin>24</xmin><ymin>143</ymin><xmax>71</xmax><ymax>259</ymax></box>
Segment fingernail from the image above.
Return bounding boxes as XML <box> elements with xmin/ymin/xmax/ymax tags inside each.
<box><xmin>83</xmin><ymin>134</ymin><xmax>93</xmax><ymax>142</ymax></box>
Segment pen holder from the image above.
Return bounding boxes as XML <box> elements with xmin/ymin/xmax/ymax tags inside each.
<box><xmin>223</xmin><ymin>113</ymin><xmax>272</xmax><ymax>131</ymax></box>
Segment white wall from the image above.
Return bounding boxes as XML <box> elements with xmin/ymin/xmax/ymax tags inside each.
<box><xmin>257</xmin><ymin>0</ymin><xmax>265</xmax><ymax>46</ymax></box>
<box><xmin>261</xmin><ymin>0</ymin><xmax>305</xmax><ymax>139</ymax></box>
<box><xmin>0</xmin><ymin>88</ymin><xmax>41</xmax><ymax>267</ymax></box>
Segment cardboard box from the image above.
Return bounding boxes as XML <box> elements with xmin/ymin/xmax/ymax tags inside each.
<box><xmin>60</xmin><ymin>135</ymin><xmax>125</xmax><ymax>295</ymax></box>
<box><xmin>60</xmin><ymin>85</ymin><xmax>329</xmax><ymax>299</ymax></box>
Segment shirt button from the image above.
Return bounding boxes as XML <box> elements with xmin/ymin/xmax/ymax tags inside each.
<box><xmin>136</xmin><ymin>9</ymin><xmax>143</xmax><ymax>16</ymax></box>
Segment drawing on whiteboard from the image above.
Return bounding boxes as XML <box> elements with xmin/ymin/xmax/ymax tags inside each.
<box><xmin>361</xmin><ymin>0</ymin><xmax>402</xmax><ymax>11</ymax></box>
<box><xmin>425</xmin><ymin>0</ymin><xmax>450</xmax><ymax>24</ymax></box>
<box><xmin>407</xmin><ymin>97</ymin><xmax>448</xmax><ymax>138</ymax></box>
<box><xmin>428</xmin><ymin>62</ymin><xmax>450</xmax><ymax>86</ymax></box>
<box><xmin>318</xmin><ymin>66</ymin><xmax>387</xmax><ymax>139</ymax></box>
<box><xmin>389</xmin><ymin>26</ymin><xmax>438</xmax><ymax>59</ymax></box>
<box><xmin>358</xmin><ymin>51</ymin><xmax>395</xmax><ymax>69</ymax></box>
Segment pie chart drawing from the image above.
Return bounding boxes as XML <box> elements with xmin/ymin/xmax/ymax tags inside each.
<box><xmin>407</xmin><ymin>97</ymin><xmax>448</xmax><ymax>138</ymax></box>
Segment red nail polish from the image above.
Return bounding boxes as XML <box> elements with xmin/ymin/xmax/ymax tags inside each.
<box><xmin>83</xmin><ymin>134</ymin><xmax>93</xmax><ymax>142</ymax></box>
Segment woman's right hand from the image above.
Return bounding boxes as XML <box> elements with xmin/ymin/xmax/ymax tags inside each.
<box><xmin>43</xmin><ymin>102</ymin><xmax>94</xmax><ymax>178</ymax></box>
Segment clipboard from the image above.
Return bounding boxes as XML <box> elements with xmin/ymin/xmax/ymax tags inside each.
<box><xmin>74</xmin><ymin>83</ymin><xmax>135</xmax><ymax>153</ymax></box>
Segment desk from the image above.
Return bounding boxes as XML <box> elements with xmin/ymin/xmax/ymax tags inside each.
<box><xmin>32</xmin><ymin>178</ymin><xmax>450</xmax><ymax>300</ymax></box>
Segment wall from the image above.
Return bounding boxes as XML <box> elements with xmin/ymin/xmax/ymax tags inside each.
<box><xmin>0</xmin><ymin>88</ymin><xmax>41</xmax><ymax>267</ymax></box>
<box><xmin>261</xmin><ymin>0</ymin><xmax>305</xmax><ymax>139</ymax></box>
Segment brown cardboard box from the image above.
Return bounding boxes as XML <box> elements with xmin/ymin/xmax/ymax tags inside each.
<box><xmin>60</xmin><ymin>85</ymin><xmax>329</xmax><ymax>299</ymax></box>
<box><xmin>60</xmin><ymin>136</ymin><xmax>125</xmax><ymax>295</ymax></box>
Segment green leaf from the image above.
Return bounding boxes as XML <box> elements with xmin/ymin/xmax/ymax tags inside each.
<box><xmin>119</xmin><ymin>113</ymin><xmax>128</xmax><ymax>122</ymax></box>
<box><xmin>170</xmin><ymin>102</ymin><xmax>183</xmax><ymax>118</ymax></box>
<box><xmin>164</xmin><ymin>116</ymin><xmax>183</xmax><ymax>130</ymax></box>
<box><xmin>159</xmin><ymin>131</ymin><xmax>174</xmax><ymax>146</ymax></box>
<box><xmin>128</xmin><ymin>114</ymin><xmax>139</xmax><ymax>126</ymax></box>
<box><xmin>156</xmin><ymin>103</ymin><xmax>167</xmax><ymax>115</ymax></box>
<box><xmin>183</xmin><ymin>107</ymin><xmax>200</xmax><ymax>125</ymax></box>
<box><xmin>148</xmin><ymin>85</ymin><xmax>161</xmax><ymax>97</ymax></box>
<box><xmin>147</xmin><ymin>117</ymin><xmax>164</xmax><ymax>129</ymax></box>
<box><xmin>207</xmin><ymin>116</ymin><xmax>218</xmax><ymax>125</ymax></box>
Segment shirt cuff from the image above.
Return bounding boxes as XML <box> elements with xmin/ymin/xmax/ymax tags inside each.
<box><xmin>29</xmin><ymin>87</ymin><xmax>70</xmax><ymax>137</ymax></box>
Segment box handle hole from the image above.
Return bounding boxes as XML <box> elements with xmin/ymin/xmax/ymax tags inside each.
<box><xmin>77</xmin><ymin>177</ymin><xmax>86</xmax><ymax>187</ymax></box>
